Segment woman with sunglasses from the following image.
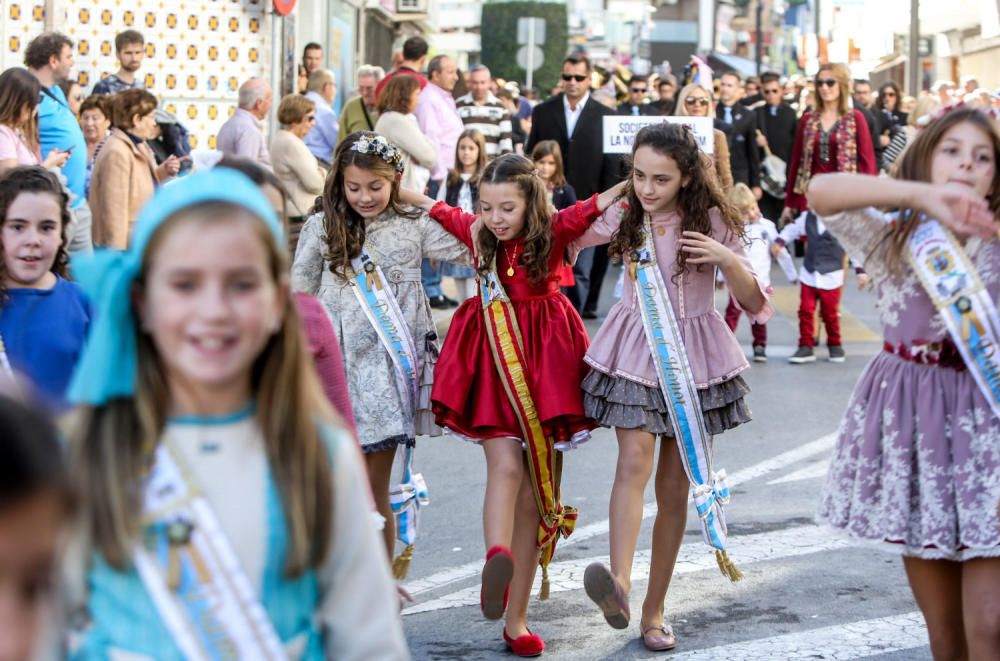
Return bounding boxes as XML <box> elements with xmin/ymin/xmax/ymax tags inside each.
<box><xmin>874</xmin><ymin>81</ymin><xmax>908</xmax><ymax>170</ymax></box>
<box><xmin>673</xmin><ymin>82</ymin><xmax>733</xmax><ymax>190</ymax></box>
<box><xmin>271</xmin><ymin>93</ymin><xmax>326</xmax><ymax>253</ymax></box>
<box><xmin>782</xmin><ymin>62</ymin><xmax>877</xmax><ymax>224</ymax></box>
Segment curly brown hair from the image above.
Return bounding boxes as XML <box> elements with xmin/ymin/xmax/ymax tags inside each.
<box><xmin>0</xmin><ymin>166</ymin><xmax>71</xmax><ymax>302</ymax></box>
<box><xmin>476</xmin><ymin>153</ymin><xmax>553</xmax><ymax>283</ymax></box>
<box><xmin>609</xmin><ymin>122</ymin><xmax>740</xmax><ymax>282</ymax></box>
<box><xmin>315</xmin><ymin>131</ymin><xmax>417</xmax><ymax>279</ymax></box>
<box><xmin>878</xmin><ymin>107</ymin><xmax>1000</xmax><ymax>275</ymax></box>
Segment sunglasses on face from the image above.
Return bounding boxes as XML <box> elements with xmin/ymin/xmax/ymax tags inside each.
<box><xmin>816</xmin><ymin>78</ymin><xmax>838</xmax><ymax>88</ymax></box>
<box><xmin>763</xmin><ymin>88</ymin><xmax>781</xmax><ymax>94</ymax></box>
<box><xmin>684</xmin><ymin>97</ymin><xmax>709</xmax><ymax>107</ymax></box>
<box><xmin>561</xmin><ymin>74</ymin><xmax>588</xmax><ymax>83</ymax></box>
<box><xmin>631</xmin><ymin>87</ymin><xmax>647</xmax><ymax>93</ymax></box>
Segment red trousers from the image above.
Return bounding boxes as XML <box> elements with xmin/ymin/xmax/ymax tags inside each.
<box><xmin>798</xmin><ymin>283</ymin><xmax>842</xmax><ymax>347</ymax></box>
<box><xmin>725</xmin><ymin>296</ymin><xmax>767</xmax><ymax>346</ymax></box>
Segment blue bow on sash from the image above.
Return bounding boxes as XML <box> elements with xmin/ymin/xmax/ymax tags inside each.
<box><xmin>67</xmin><ymin>170</ymin><xmax>285</xmax><ymax>406</ymax></box>
<box><xmin>389</xmin><ymin>445</ymin><xmax>429</xmax><ymax>579</ymax></box>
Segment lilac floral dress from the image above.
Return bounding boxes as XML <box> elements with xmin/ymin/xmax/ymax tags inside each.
<box><xmin>817</xmin><ymin>207</ymin><xmax>1000</xmax><ymax>561</ymax></box>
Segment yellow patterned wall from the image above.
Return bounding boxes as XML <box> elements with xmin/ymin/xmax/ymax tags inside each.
<box><xmin>1</xmin><ymin>0</ymin><xmax>272</xmax><ymax>151</ymax></box>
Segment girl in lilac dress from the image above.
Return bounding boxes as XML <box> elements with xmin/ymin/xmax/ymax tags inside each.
<box><xmin>572</xmin><ymin>123</ymin><xmax>772</xmax><ymax>651</ymax></box>
<box><xmin>809</xmin><ymin>107</ymin><xmax>1000</xmax><ymax>661</ymax></box>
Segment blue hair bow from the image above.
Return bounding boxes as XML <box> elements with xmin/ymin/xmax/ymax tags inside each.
<box><xmin>67</xmin><ymin>169</ymin><xmax>285</xmax><ymax>406</ymax></box>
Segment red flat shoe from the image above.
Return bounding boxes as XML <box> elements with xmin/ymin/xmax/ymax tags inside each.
<box><xmin>503</xmin><ymin>628</ymin><xmax>545</xmax><ymax>657</ymax></box>
<box><xmin>481</xmin><ymin>545</ymin><xmax>514</xmax><ymax>620</ymax></box>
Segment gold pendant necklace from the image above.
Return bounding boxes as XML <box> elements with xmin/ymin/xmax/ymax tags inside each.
<box><xmin>502</xmin><ymin>242</ymin><xmax>518</xmax><ymax>277</ymax></box>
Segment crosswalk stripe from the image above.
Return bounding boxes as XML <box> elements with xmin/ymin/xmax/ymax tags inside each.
<box><xmin>404</xmin><ymin>523</ymin><xmax>854</xmax><ymax>615</ymax></box>
<box><xmin>670</xmin><ymin>611</ymin><xmax>927</xmax><ymax>660</ymax></box>
<box><xmin>767</xmin><ymin>458</ymin><xmax>830</xmax><ymax>485</ymax></box>
<box><xmin>404</xmin><ymin>433</ymin><xmax>839</xmax><ymax>597</ymax></box>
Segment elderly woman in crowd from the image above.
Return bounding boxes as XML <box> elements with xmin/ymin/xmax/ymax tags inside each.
<box><xmin>783</xmin><ymin>62</ymin><xmax>876</xmax><ymax>222</ymax></box>
<box><xmin>0</xmin><ymin>67</ymin><xmax>68</xmax><ymax>175</ymax></box>
<box><xmin>88</xmin><ymin>89</ymin><xmax>160</xmax><ymax>248</ymax></box>
<box><xmin>78</xmin><ymin>95</ymin><xmax>111</xmax><ymax>197</ymax></box>
<box><xmin>270</xmin><ymin>94</ymin><xmax>326</xmax><ymax>253</ymax></box>
<box><xmin>673</xmin><ymin>82</ymin><xmax>733</xmax><ymax>190</ymax></box>
<box><xmin>373</xmin><ymin>74</ymin><xmax>437</xmax><ymax>192</ymax></box>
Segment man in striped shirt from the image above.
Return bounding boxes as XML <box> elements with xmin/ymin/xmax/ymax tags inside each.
<box><xmin>455</xmin><ymin>65</ymin><xmax>513</xmax><ymax>157</ymax></box>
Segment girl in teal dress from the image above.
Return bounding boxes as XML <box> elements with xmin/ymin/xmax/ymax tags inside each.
<box><xmin>65</xmin><ymin>170</ymin><xmax>408</xmax><ymax>660</ymax></box>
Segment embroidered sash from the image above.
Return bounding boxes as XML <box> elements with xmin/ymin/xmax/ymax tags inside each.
<box><xmin>630</xmin><ymin>214</ymin><xmax>742</xmax><ymax>582</ymax></box>
<box><xmin>480</xmin><ymin>264</ymin><xmax>577</xmax><ymax>598</ymax></box>
<box><xmin>906</xmin><ymin>219</ymin><xmax>1000</xmax><ymax>418</ymax></box>
<box><xmin>134</xmin><ymin>442</ymin><xmax>289</xmax><ymax>660</ymax></box>
<box><xmin>349</xmin><ymin>247</ymin><xmax>420</xmax><ymax>417</ymax></box>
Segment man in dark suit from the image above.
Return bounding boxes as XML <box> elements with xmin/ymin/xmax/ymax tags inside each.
<box><xmin>716</xmin><ymin>70</ymin><xmax>762</xmax><ymax>198</ymax></box>
<box><xmin>526</xmin><ymin>54</ymin><xmax>623</xmax><ymax>316</ymax></box>
<box><xmin>617</xmin><ymin>74</ymin><xmax>657</xmax><ymax>116</ymax></box>
<box><xmin>755</xmin><ymin>72</ymin><xmax>798</xmax><ymax>222</ymax></box>
<box><xmin>851</xmin><ymin>78</ymin><xmax>882</xmax><ymax>168</ymax></box>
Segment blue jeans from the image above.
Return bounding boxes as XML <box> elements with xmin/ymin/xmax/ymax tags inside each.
<box><xmin>421</xmin><ymin>259</ymin><xmax>443</xmax><ymax>298</ymax></box>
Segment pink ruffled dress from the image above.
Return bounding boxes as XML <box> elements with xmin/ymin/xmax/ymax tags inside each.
<box><xmin>572</xmin><ymin>199</ymin><xmax>773</xmax><ymax>435</ymax></box>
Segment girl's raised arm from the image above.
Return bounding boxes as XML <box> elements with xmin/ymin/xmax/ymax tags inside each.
<box><xmin>808</xmin><ymin>173</ymin><xmax>996</xmax><ymax>238</ymax></box>
<box><xmin>553</xmin><ymin>180</ymin><xmax>628</xmax><ymax>243</ymax></box>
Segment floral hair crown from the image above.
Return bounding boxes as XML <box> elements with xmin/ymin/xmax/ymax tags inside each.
<box><xmin>919</xmin><ymin>100</ymin><xmax>1000</xmax><ymax>128</ymax></box>
<box><xmin>351</xmin><ymin>134</ymin><xmax>405</xmax><ymax>173</ymax></box>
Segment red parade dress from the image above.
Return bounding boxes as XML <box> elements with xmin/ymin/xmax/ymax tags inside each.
<box><xmin>429</xmin><ymin>195</ymin><xmax>601</xmax><ymax>445</ymax></box>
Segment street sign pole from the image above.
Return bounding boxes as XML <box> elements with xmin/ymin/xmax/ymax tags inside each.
<box><xmin>527</xmin><ymin>19</ymin><xmax>535</xmax><ymax>90</ymax></box>
<box><xmin>908</xmin><ymin>0</ymin><xmax>920</xmax><ymax>95</ymax></box>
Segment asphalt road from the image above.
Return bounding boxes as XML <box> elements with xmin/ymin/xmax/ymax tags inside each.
<box><xmin>400</xmin><ymin>263</ymin><xmax>932</xmax><ymax>661</ymax></box>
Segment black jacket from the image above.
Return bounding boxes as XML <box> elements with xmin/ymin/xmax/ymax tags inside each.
<box><xmin>616</xmin><ymin>102</ymin><xmax>659</xmax><ymax>116</ymax></box>
<box><xmin>856</xmin><ymin>105</ymin><xmax>882</xmax><ymax>164</ymax></box>
<box><xmin>755</xmin><ymin>102</ymin><xmax>798</xmax><ymax>163</ymax></box>
<box><xmin>526</xmin><ymin>94</ymin><xmax>624</xmax><ymax>199</ymax></box>
<box><xmin>715</xmin><ymin>102</ymin><xmax>761</xmax><ymax>188</ymax></box>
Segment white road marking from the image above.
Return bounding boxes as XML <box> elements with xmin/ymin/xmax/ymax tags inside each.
<box><xmin>670</xmin><ymin>611</ymin><xmax>927</xmax><ymax>660</ymax></box>
<box><xmin>404</xmin><ymin>523</ymin><xmax>854</xmax><ymax>615</ymax></box>
<box><xmin>405</xmin><ymin>432</ymin><xmax>839</xmax><ymax>597</ymax></box>
<box><xmin>767</xmin><ymin>458</ymin><xmax>831</xmax><ymax>485</ymax></box>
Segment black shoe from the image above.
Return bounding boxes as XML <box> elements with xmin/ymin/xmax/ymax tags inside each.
<box><xmin>582</xmin><ymin>308</ymin><xmax>598</xmax><ymax>319</ymax></box>
<box><xmin>443</xmin><ymin>295</ymin><xmax>459</xmax><ymax>308</ymax></box>
<box><xmin>828</xmin><ymin>345</ymin><xmax>846</xmax><ymax>363</ymax></box>
<box><xmin>753</xmin><ymin>345</ymin><xmax>767</xmax><ymax>363</ymax></box>
<box><xmin>788</xmin><ymin>346</ymin><xmax>816</xmax><ymax>364</ymax></box>
<box><xmin>428</xmin><ymin>295</ymin><xmax>451</xmax><ymax>309</ymax></box>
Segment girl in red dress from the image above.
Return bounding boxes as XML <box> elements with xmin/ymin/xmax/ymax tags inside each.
<box><xmin>405</xmin><ymin>154</ymin><xmax>624</xmax><ymax>656</ymax></box>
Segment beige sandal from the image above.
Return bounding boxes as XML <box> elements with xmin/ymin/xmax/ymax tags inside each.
<box><xmin>640</xmin><ymin>624</ymin><xmax>677</xmax><ymax>652</ymax></box>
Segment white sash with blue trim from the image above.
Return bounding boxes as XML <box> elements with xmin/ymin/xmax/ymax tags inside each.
<box><xmin>349</xmin><ymin>247</ymin><xmax>420</xmax><ymax>416</ymax></box>
<box><xmin>134</xmin><ymin>442</ymin><xmax>289</xmax><ymax>660</ymax></box>
<box><xmin>907</xmin><ymin>219</ymin><xmax>1000</xmax><ymax>418</ymax></box>
<box><xmin>630</xmin><ymin>214</ymin><xmax>742</xmax><ymax>581</ymax></box>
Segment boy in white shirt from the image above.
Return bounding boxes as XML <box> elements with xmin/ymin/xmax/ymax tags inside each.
<box><xmin>724</xmin><ymin>184</ymin><xmax>795</xmax><ymax>362</ymax></box>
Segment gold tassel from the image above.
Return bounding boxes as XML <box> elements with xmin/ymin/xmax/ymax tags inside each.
<box><xmin>167</xmin><ymin>546</ymin><xmax>181</xmax><ymax>590</ymax></box>
<box><xmin>628</xmin><ymin>260</ymin><xmax>638</xmax><ymax>282</ymax></box>
<box><xmin>392</xmin><ymin>543</ymin><xmax>414</xmax><ymax>580</ymax></box>
<box><xmin>715</xmin><ymin>550</ymin><xmax>744</xmax><ymax>583</ymax></box>
<box><xmin>539</xmin><ymin>564</ymin><xmax>551</xmax><ymax>600</ymax></box>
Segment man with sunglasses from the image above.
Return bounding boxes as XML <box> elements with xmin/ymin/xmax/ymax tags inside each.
<box><xmin>716</xmin><ymin>70</ymin><xmax>762</xmax><ymax>199</ymax></box>
<box><xmin>526</xmin><ymin>53</ymin><xmax>623</xmax><ymax>315</ymax></box>
<box><xmin>754</xmin><ymin>72</ymin><xmax>797</xmax><ymax>223</ymax></box>
<box><xmin>617</xmin><ymin>74</ymin><xmax>656</xmax><ymax>116</ymax></box>
<box><xmin>849</xmin><ymin>78</ymin><xmax>883</xmax><ymax>168</ymax></box>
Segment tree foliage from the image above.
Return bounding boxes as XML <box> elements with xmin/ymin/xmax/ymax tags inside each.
<box><xmin>480</xmin><ymin>1</ymin><xmax>568</xmax><ymax>94</ymax></box>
